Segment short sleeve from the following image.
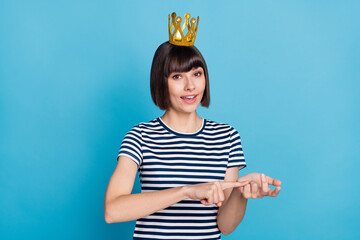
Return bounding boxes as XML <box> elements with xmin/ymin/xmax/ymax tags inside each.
<box><xmin>117</xmin><ymin>124</ymin><xmax>143</xmax><ymax>169</ymax></box>
<box><xmin>227</xmin><ymin>126</ymin><xmax>246</xmax><ymax>170</ymax></box>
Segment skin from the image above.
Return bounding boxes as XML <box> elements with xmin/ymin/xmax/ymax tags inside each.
<box><xmin>104</xmin><ymin>66</ymin><xmax>282</xmax><ymax>235</ymax></box>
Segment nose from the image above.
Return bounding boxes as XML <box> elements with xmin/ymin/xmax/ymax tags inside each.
<box><xmin>184</xmin><ymin>76</ymin><xmax>195</xmax><ymax>91</ymax></box>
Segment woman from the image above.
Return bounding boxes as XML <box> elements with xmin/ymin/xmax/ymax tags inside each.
<box><xmin>105</xmin><ymin>14</ymin><xmax>281</xmax><ymax>240</ymax></box>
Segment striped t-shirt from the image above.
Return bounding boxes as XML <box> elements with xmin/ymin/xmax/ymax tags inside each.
<box><xmin>117</xmin><ymin>117</ymin><xmax>246</xmax><ymax>240</ymax></box>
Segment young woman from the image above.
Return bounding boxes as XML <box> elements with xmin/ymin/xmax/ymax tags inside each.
<box><xmin>104</xmin><ymin>20</ymin><xmax>281</xmax><ymax>240</ymax></box>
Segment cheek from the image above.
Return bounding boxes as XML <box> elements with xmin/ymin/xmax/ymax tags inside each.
<box><xmin>167</xmin><ymin>83</ymin><xmax>182</xmax><ymax>100</ymax></box>
<box><xmin>199</xmin><ymin>78</ymin><xmax>206</xmax><ymax>92</ymax></box>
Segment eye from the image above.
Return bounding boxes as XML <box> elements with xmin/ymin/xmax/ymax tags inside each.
<box><xmin>172</xmin><ymin>74</ymin><xmax>181</xmax><ymax>80</ymax></box>
<box><xmin>194</xmin><ymin>71</ymin><xmax>202</xmax><ymax>77</ymax></box>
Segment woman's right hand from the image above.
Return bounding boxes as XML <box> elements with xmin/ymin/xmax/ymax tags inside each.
<box><xmin>183</xmin><ymin>181</ymin><xmax>249</xmax><ymax>207</ymax></box>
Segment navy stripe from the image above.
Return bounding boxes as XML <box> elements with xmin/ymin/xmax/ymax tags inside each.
<box><xmin>142</xmin><ymin>134</ymin><xmax>230</xmax><ymax>142</ymax></box>
<box><xmin>137</xmin><ymin>218</ymin><xmax>217</xmax><ymax>223</ymax></box>
<box><xmin>143</xmin><ymin>156</ymin><xmax>228</xmax><ymax>161</ymax></box>
<box><xmin>135</xmin><ymin>224</ymin><xmax>217</xmax><ymax>230</ymax></box>
<box><xmin>133</xmin><ymin>230</ymin><xmax>220</xmax><ymax>237</ymax></box>
<box><xmin>151</xmin><ymin>212</ymin><xmax>218</xmax><ymax>217</ymax></box>
<box><xmin>164</xmin><ymin>206</ymin><xmax>218</xmax><ymax>211</ymax></box>
<box><xmin>140</xmin><ymin>174</ymin><xmax>223</xmax><ymax>180</ymax></box>
<box><xmin>143</xmin><ymin>149</ymin><xmax>229</xmax><ymax>157</ymax></box>
<box><xmin>143</xmin><ymin>162</ymin><xmax>227</xmax><ymax>168</ymax></box>
<box><xmin>140</xmin><ymin>168</ymin><xmax>226</xmax><ymax>174</ymax></box>
<box><xmin>143</xmin><ymin>144</ymin><xmax>230</xmax><ymax>151</ymax></box>
<box><xmin>142</xmin><ymin>138</ymin><xmax>230</xmax><ymax>146</ymax></box>
<box><xmin>142</xmin><ymin>180</ymin><xmax>208</xmax><ymax>185</ymax></box>
<box><xmin>133</xmin><ymin>237</ymin><xmax>220</xmax><ymax>240</ymax></box>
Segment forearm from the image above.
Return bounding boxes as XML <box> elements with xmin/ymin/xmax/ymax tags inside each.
<box><xmin>105</xmin><ymin>186</ymin><xmax>188</xmax><ymax>223</ymax></box>
<box><xmin>217</xmin><ymin>188</ymin><xmax>248</xmax><ymax>235</ymax></box>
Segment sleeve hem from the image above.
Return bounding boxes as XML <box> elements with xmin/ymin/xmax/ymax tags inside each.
<box><xmin>117</xmin><ymin>153</ymin><xmax>140</xmax><ymax>169</ymax></box>
<box><xmin>227</xmin><ymin>164</ymin><xmax>247</xmax><ymax>171</ymax></box>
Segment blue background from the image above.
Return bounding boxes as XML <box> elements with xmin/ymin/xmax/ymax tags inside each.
<box><xmin>1</xmin><ymin>0</ymin><xmax>359</xmax><ymax>239</ymax></box>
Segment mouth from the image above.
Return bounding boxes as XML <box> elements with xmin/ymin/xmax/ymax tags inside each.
<box><xmin>180</xmin><ymin>94</ymin><xmax>198</xmax><ymax>104</ymax></box>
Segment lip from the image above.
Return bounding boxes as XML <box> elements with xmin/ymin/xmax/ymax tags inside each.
<box><xmin>180</xmin><ymin>94</ymin><xmax>198</xmax><ymax>104</ymax></box>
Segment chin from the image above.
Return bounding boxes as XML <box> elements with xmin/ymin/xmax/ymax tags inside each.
<box><xmin>180</xmin><ymin>105</ymin><xmax>200</xmax><ymax>114</ymax></box>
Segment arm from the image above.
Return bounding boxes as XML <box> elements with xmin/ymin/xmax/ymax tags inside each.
<box><xmin>104</xmin><ymin>156</ymin><xmax>248</xmax><ymax>223</ymax></box>
<box><xmin>104</xmin><ymin>156</ymin><xmax>188</xmax><ymax>223</ymax></box>
<box><xmin>217</xmin><ymin>170</ymin><xmax>282</xmax><ymax>235</ymax></box>
<box><xmin>216</xmin><ymin>167</ymin><xmax>247</xmax><ymax>235</ymax></box>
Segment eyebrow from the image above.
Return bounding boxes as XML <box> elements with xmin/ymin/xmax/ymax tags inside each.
<box><xmin>170</xmin><ymin>67</ymin><xmax>203</xmax><ymax>75</ymax></box>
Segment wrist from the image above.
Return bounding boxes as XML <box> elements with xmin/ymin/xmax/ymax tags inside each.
<box><xmin>180</xmin><ymin>185</ymin><xmax>190</xmax><ymax>199</ymax></box>
<box><xmin>237</xmin><ymin>175</ymin><xmax>249</xmax><ymax>183</ymax></box>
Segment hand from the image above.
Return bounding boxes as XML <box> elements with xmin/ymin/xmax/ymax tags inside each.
<box><xmin>237</xmin><ymin>173</ymin><xmax>282</xmax><ymax>199</ymax></box>
<box><xmin>184</xmin><ymin>181</ymin><xmax>249</xmax><ymax>207</ymax></box>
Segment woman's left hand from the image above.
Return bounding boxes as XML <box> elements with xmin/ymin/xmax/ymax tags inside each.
<box><xmin>237</xmin><ymin>173</ymin><xmax>282</xmax><ymax>199</ymax></box>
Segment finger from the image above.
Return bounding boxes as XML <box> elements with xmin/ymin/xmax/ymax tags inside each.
<box><xmin>220</xmin><ymin>181</ymin><xmax>249</xmax><ymax>190</ymax></box>
<box><xmin>250</xmin><ymin>182</ymin><xmax>258</xmax><ymax>199</ymax></box>
<box><xmin>212</xmin><ymin>184</ymin><xmax>219</xmax><ymax>206</ymax></box>
<box><xmin>261</xmin><ymin>174</ymin><xmax>270</xmax><ymax>194</ymax></box>
<box><xmin>243</xmin><ymin>184</ymin><xmax>251</xmax><ymax>199</ymax></box>
<box><xmin>215</xmin><ymin>182</ymin><xmax>224</xmax><ymax>207</ymax></box>
<box><xmin>270</xmin><ymin>187</ymin><xmax>281</xmax><ymax>197</ymax></box>
<box><xmin>202</xmin><ymin>199</ymin><xmax>212</xmax><ymax>206</ymax></box>
<box><xmin>266</xmin><ymin>175</ymin><xmax>282</xmax><ymax>186</ymax></box>
<box><xmin>207</xmin><ymin>189</ymin><xmax>214</xmax><ymax>204</ymax></box>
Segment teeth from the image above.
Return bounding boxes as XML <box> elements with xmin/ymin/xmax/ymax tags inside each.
<box><xmin>183</xmin><ymin>96</ymin><xmax>195</xmax><ymax>99</ymax></box>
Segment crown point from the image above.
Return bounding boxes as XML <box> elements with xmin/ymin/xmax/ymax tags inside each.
<box><xmin>185</xmin><ymin>13</ymin><xmax>190</xmax><ymax>19</ymax></box>
<box><xmin>176</xmin><ymin>16</ymin><xmax>182</xmax><ymax>23</ymax></box>
<box><xmin>191</xmin><ymin>18</ymin><xmax>196</xmax><ymax>24</ymax></box>
<box><xmin>171</xmin><ymin>12</ymin><xmax>176</xmax><ymax>17</ymax></box>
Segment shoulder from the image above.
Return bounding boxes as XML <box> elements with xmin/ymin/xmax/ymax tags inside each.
<box><xmin>126</xmin><ymin>118</ymin><xmax>164</xmax><ymax>135</ymax></box>
<box><xmin>205</xmin><ymin>119</ymin><xmax>237</xmax><ymax>133</ymax></box>
<box><xmin>204</xmin><ymin>119</ymin><xmax>242</xmax><ymax>140</ymax></box>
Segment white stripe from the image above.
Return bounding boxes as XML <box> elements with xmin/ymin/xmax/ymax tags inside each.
<box><xmin>142</xmin><ymin>215</ymin><xmax>216</xmax><ymax>220</ymax></box>
<box><xmin>120</xmin><ymin>142</ymin><xmax>142</xmax><ymax>157</ymax></box>
<box><xmin>143</xmin><ymin>141</ymin><xmax>230</xmax><ymax>149</ymax></box>
<box><xmin>136</xmin><ymin>221</ymin><xmax>218</xmax><ymax>227</ymax></box>
<box><xmin>135</xmin><ymin>227</ymin><xmax>218</xmax><ymax>233</ymax></box>
<box><xmin>143</xmin><ymin>146</ymin><xmax>230</xmax><ymax>154</ymax></box>
<box><xmin>133</xmin><ymin>233</ymin><xmax>220</xmax><ymax>239</ymax></box>
<box><xmin>142</xmin><ymin>136</ymin><xmax>230</xmax><ymax>144</ymax></box>
<box><xmin>171</xmin><ymin>203</ymin><xmax>215</xmax><ymax>207</ymax></box>
<box><xmin>141</xmin><ymin>171</ymin><xmax>224</xmax><ymax>177</ymax></box>
<box><xmin>143</xmin><ymin>159</ymin><xmax>227</xmax><ymax>165</ymax></box>
<box><xmin>142</xmin><ymin>177</ymin><xmax>221</xmax><ymax>182</ymax></box>
<box><xmin>157</xmin><ymin>209</ymin><xmax>218</xmax><ymax>214</ymax></box>
<box><xmin>142</xmin><ymin>165</ymin><xmax>226</xmax><ymax>171</ymax></box>
<box><xmin>142</xmin><ymin>131</ymin><xmax>229</xmax><ymax>140</ymax></box>
<box><xmin>142</xmin><ymin>154</ymin><xmax>228</xmax><ymax>160</ymax></box>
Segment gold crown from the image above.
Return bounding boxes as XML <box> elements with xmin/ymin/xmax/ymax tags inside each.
<box><xmin>168</xmin><ymin>12</ymin><xmax>199</xmax><ymax>46</ymax></box>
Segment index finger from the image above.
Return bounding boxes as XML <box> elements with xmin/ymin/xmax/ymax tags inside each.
<box><xmin>220</xmin><ymin>181</ymin><xmax>249</xmax><ymax>190</ymax></box>
<box><xmin>266</xmin><ymin>176</ymin><xmax>282</xmax><ymax>186</ymax></box>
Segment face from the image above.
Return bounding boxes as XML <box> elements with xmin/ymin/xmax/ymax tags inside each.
<box><xmin>167</xmin><ymin>67</ymin><xmax>206</xmax><ymax>114</ymax></box>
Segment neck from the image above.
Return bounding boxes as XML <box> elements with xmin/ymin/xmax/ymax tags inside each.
<box><xmin>161</xmin><ymin>109</ymin><xmax>203</xmax><ymax>133</ymax></box>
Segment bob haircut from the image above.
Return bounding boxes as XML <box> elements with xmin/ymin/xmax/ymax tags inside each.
<box><xmin>150</xmin><ymin>41</ymin><xmax>210</xmax><ymax>110</ymax></box>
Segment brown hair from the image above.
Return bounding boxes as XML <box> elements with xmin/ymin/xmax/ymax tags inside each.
<box><xmin>150</xmin><ymin>41</ymin><xmax>210</xmax><ymax>110</ymax></box>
